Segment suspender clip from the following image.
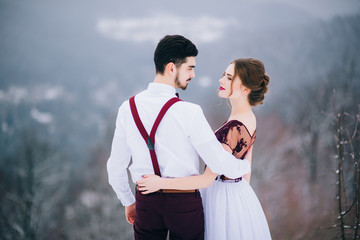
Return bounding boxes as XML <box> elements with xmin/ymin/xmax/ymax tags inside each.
<box><xmin>147</xmin><ymin>137</ymin><xmax>154</xmax><ymax>150</ymax></box>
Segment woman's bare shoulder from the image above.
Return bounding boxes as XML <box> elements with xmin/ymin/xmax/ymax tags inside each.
<box><xmin>230</xmin><ymin>112</ymin><xmax>256</xmax><ymax>136</ymax></box>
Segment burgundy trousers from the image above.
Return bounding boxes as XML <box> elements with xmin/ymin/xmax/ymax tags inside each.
<box><xmin>134</xmin><ymin>190</ymin><xmax>204</xmax><ymax>240</ymax></box>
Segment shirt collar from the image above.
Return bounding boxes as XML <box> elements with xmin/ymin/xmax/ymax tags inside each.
<box><xmin>147</xmin><ymin>83</ymin><xmax>177</xmax><ymax>96</ymax></box>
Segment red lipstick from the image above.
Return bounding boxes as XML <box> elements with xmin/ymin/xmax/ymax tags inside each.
<box><xmin>219</xmin><ymin>86</ymin><xmax>225</xmax><ymax>90</ymax></box>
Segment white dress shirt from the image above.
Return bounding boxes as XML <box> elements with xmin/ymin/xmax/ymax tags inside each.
<box><xmin>107</xmin><ymin>83</ymin><xmax>250</xmax><ymax>206</ymax></box>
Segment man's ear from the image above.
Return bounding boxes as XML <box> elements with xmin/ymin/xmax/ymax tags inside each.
<box><xmin>165</xmin><ymin>62</ymin><xmax>176</xmax><ymax>76</ymax></box>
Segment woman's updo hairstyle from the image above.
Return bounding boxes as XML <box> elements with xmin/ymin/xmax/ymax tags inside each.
<box><xmin>232</xmin><ymin>58</ymin><xmax>270</xmax><ymax>106</ymax></box>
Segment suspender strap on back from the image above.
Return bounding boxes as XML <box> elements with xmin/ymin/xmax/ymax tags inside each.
<box><xmin>129</xmin><ymin>95</ymin><xmax>182</xmax><ymax>177</ymax></box>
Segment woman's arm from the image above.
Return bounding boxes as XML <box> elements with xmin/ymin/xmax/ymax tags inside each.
<box><xmin>137</xmin><ymin>140</ymin><xmax>244</xmax><ymax>194</ymax></box>
<box><xmin>136</xmin><ymin>167</ymin><xmax>217</xmax><ymax>194</ymax></box>
<box><xmin>243</xmin><ymin>145</ymin><xmax>253</xmax><ymax>183</ymax></box>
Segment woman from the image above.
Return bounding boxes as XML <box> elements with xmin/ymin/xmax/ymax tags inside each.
<box><xmin>137</xmin><ymin>58</ymin><xmax>272</xmax><ymax>240</ymax></box>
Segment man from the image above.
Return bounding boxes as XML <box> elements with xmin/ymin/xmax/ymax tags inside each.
<box><xmin>107</xmin><ymin>35</ymin><xmax>250</xmax><ymax>240</ymax></box>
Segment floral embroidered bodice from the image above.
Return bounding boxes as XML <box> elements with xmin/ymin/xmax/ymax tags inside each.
<box><xmin>215</xmin><ymin>120</ymin><xmax>256</xmax><ymax>160</ymax></box>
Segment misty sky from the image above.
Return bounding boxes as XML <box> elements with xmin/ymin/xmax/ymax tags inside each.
<box><xmin>0</xmin><ymin>0</ymin><xmax>359</xmax><ymax>105</ymax></box>
<box><xmin>260</xmin><ymin>0</ymin><xmax>360</xmax><ymax>18</ymax></box>
<box><xmin>92</xmin><ymin>0</ymin><xmax>360</xmax><ymax>45</ymax></box>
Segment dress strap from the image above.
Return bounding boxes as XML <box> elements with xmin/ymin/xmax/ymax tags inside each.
<box><xmin>129</xmin><ymin>95</ymin><xmax>182</xmax><ymax>176</ymax></box>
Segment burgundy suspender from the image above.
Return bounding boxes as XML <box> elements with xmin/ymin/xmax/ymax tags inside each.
<box><xmin>129</xmin><ymin>95</ymin><xmax>182</xmax><ymax>177</ymax></box>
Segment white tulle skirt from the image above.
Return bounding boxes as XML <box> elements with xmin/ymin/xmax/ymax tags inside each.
<box><xmin>200</xmin><ymin>178</ymin><xmax>272</xmax><ymax>240</ymax></box>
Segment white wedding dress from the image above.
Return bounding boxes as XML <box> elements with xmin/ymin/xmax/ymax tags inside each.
<box><xmin>200</xmin><ymin>120</ymin><xmax>271</xmax><ymax>240</ymax></box>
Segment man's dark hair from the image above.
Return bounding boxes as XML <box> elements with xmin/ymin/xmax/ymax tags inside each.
<box><xmin>154</xmin><ymin>35</ymin><xmax>198</xmax><ymax>74</ymax></box>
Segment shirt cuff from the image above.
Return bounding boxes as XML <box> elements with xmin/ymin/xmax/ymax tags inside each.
<box><xmin>118</xmin><ymin>192</ymin><xmax>136</xmax><ymax>207</ymax></box>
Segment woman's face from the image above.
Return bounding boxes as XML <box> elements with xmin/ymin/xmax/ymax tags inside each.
<box><xmin>218</xmin><ymin>63</ymin><xmax>244</xmax><ymax>99</ymax></box>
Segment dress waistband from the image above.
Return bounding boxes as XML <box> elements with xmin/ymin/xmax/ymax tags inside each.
<box><xmin>216</xmin><ymin>175</ymin><xmax>242</xmax><ymax>183</ymax></box>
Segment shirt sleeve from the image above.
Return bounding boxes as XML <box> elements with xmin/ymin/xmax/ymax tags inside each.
<box><xmin>107</xmin><ymin>103</ymin><xmax>135</xmax><ymax>206</ymax></box>
<box><xmin>188</xmin><ymin>106</ymin><xmax>251</xmax><ymax>179</ymax></box>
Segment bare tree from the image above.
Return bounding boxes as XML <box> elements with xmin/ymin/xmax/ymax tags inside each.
<box><xmin>332</xmin><ymin>95</ymin><xmax>360</xmax><ymax>239</ymax></box>
<box><xmin>0</xmin><ymin>129</ymin><xmax>70</xmax><ymax>240</ymax></box>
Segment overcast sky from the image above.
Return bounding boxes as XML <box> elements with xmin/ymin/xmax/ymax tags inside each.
<box><xmin>250</xmin><ymin>0</ymin><xmax>360</xmax><ymax>19</ymax></box>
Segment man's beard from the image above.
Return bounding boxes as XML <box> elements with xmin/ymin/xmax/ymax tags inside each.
<box><xmin>174</xmin><ymin>73</ymin><xmax>188</xmax><ymax>90</ymax></box>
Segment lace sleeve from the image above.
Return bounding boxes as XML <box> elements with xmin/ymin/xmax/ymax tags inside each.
<box><xmin>224</xmin><ymin>123</ymin><xmax>256</xmax><ymax>159</ymax></box>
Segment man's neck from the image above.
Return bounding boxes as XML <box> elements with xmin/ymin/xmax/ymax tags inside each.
<box><xmin>153</xmin><ymin>74</ymin><xmax>176</xmax><ymax>88</ymax></box>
